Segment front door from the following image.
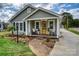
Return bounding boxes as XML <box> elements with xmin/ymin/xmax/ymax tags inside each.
<box><xmin>40</xmin><ymin>21</ymin><xmax>48</xmax><ymax>35</ymax></box>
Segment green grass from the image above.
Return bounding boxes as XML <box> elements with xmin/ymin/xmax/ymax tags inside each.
<box><xmin>0</xmin><ymin>37</ymin><xmax>34</xmax><ymax>56</ymax></box>
<box><xmin>68</xmin><ymin>28</ymin><xmax>79</xmax><ymax>35</ymax></box>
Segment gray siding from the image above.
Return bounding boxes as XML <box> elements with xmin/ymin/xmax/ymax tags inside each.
<box><xmin>27</xmin><ymin>10</ymin><xmax>57</xmax><ymax>19</ymax></box>
<box><xmin>12</xmin><ymin>7</ymin><xmax>35</xmax><ymax>22</ymax></box>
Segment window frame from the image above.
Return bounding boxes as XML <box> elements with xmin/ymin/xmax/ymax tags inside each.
<box><xmin>48</xmin><ymin>20</ymin><xmax>54</xmax><ymax>29</ymax></box>
<box><xmin>35</xmin><ymin>21</ymin><xmax>40</xmax><ymax>30</ymax></box>
<box><xmin>20</xmin><ymin>22</ymin><xmax>23</xmax><ymax>31</ymax></box>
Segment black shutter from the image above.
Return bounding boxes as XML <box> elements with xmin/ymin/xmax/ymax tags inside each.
<box><xmin>13</xmin><ymin>22</ymin><xmax>15</xmax><ymax>31</ymax></box>
<box><xmin>24</xmin><ymin>22</ymin><xmax>26</xmax><ymax>32</ymax></box>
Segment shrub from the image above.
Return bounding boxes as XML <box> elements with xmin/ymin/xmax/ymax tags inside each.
<box><xmin>6</xmin><ymin>24</ymin><xmax>14</xmax><ymax>31</ymax></box>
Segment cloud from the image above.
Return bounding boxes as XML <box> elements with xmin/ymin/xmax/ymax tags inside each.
<box><xmin>66</xmin><ymin>4</ymin><xmax>71</xmax><ymax>7</ymax></box>
<box><xmin>67</xmin><ymin>8</ymin><xmax>79</xmax><ymax>19</ymax></box>
<box><xmin>58</xmin><ymin>7</ymin><xmax>79</xmax><ymax>19</ymax></box>
<box><xmin>60</xmin><ymin>4</ymin><xmax>66</xmax><ymax>8</ymax></box>
<box><xmin>32</xmin><ymin>3</ymin><xmax>53</xmax><ymax>10</ymax></box>
<box><xmin>0</xmin><ymin>3</ymin><xmax>21</xmax><ymax>22</ymax></box>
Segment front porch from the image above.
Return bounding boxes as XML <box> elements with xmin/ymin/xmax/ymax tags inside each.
<box><xmin>26</xmin><ymin>18</ymin><xmax>60</xmax><ymax>38</ymax></box>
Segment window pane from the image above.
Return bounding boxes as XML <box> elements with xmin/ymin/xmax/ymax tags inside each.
<box><xmin>49</xmin><ymin>21</ymin><xmax>53</xmax><ymax>29</ymax></box>
<box><xmin>36</xmin><ymin>22</ymin><xmax>39</xmax><ymax>29</ymax></box>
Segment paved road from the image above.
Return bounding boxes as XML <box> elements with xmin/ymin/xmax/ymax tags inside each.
<box><xmin>49</xmin><ymin>29</ymin><xmax>79</xmax><ymax>56</ymax></box>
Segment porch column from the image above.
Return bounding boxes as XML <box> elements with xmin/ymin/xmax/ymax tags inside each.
<box><xmin>25</xmin><ymin>20</ymin><xmax>28</xmax><ymax>35</ymax></box>
<box><xmin>28</xmin><ymin>21</ymin><xmax>31</xmax><ymax>35</ymax></box>
<box><xmin>57</xmin><ymin>18</ymin><xmax>60</xmax><ymax>38</ymax></box>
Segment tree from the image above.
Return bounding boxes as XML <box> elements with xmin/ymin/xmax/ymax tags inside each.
<box><xmin>72</xmin><ymin>19</ymin><xmax>79</xmax><ymax>27</ymax></box>
<box><xmin>61</xmin><ymin>12</ymin><xmax>73</xmax><ymax>29</ymax></box>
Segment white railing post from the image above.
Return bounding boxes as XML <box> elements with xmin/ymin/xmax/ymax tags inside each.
<box><xmin>57</xmin><ymin>18</ymin><xmax>60</xmax><ymax>38</ymax></box>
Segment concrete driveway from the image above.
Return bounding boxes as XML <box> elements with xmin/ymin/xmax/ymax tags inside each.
<box><xmin>49</xmin><ymin>29</ymin><xmax>79</xmax><ymax>56</ymax></box>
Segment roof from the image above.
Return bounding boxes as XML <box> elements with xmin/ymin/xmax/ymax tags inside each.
<box><xmin>9</xmin><ymin>4</ymin><xmax>36</xmax><ymax>22</ymax></box>
<box><xmin>10</xmin><ymin>4</ymin><xmax>60</xmax><ymax>22</ymax></box>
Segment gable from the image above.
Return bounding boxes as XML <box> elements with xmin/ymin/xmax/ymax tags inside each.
<box><xmin>10</xmin><ymin>6</ymin><xmax>36</xmax><ymax>22</ymax></box>
<box><xmin>27</xmin><ymin>9</ymin><xmax>58</xmax><ymax>20</ymax></box>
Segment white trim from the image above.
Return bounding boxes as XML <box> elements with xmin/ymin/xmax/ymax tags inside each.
<box><xmin>27</xmin><ymin>17</ymin><xmax>58</xmax><ymax>20</ymax></box>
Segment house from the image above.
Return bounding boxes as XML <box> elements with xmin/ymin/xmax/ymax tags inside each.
<box><xmin>0</xmin><ymin>22</ymin><xmax>4</xmax><ymax>31</ymax></box>
<box><xmin>9</xmin><ymin>4</ymin><xmax>61</xmax><ymax>38</ymax></box>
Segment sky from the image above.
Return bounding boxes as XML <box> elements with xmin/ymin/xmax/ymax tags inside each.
<box><xmin>0</xmin><ymin>3</ymin><xmax>79</xmax><ymax>22</ymax></box>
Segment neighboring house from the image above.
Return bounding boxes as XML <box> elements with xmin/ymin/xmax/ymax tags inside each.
<box><xmin>10</xmin><ymin>4</ymin><xmax>61</xmax><ymax>38</ymax></box>
<box><xmin>0</xmin><ymin>22</ymin><xmax>4</xmax><ymax>31</ymax></box>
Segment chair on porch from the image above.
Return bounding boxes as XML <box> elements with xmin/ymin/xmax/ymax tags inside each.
<box><xmin>32</xmin><ymin>28</ymin><xmax>40</xmax><ymax>35</ymax></box>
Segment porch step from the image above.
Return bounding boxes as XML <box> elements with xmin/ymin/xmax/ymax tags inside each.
<box><xmin>30</xmin><ymin>35</ymin><xmax>57</xmax><ymax>39</ymax></box>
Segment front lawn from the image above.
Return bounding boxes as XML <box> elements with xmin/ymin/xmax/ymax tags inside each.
<box><xmin>0</xmin><ymin>37</ymin><xmax>34</xmax><ymax>56</ymax></box>
<box><xmin>68</xmin><ymin>28</ymin><xmax>79</xmax><ymax>35</ymax></box>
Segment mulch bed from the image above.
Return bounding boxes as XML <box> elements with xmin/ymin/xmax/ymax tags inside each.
<box><xmin>29</xmin><ymin>38</ymin><xmax>56</xmax><ymax>56</ymax></box>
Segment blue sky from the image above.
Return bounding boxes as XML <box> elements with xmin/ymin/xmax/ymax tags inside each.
<box><xmin>53</xmin><ymin>3</ymin><xmax>79</xmax><ymax>11</ymax></box>
<box><xmin>0</xmin><ymin>3</ymin><xmax>79</xmax><ymax>22</ymax></box>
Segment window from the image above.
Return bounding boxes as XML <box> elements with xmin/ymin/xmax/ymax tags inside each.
<box><xmin>20</xmin><ymin>23</ymin><xmax>23</xmax><ymax>31</ymax></box>
<box><xmin>16</xmin><ymin>23</ymin><xmax>19</xmax><ymax>30</ymax></box>
<box><xmin>35</xmin><ymin>21</ymin><xmax>40</xmax><ymax>30</ymax></box>
<box><xmin>49</xmin><ymin>21</ymin><xmax>53</xmax><ymax>29</ymax></box>
<box><xmin>27</xmin><ymin>8</ymin><xmax>31</xmax><ymax>13</ymax></box>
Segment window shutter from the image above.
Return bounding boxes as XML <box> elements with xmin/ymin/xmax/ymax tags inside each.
<box><xmin>13</xmin><ymin>22</ymin><xmax>15</xmax><ymax>31</ymax></box>
<box><xmin>24</xmin><ymin>22</ymin><xmax>26</xmax><ymax>32</ymax></box>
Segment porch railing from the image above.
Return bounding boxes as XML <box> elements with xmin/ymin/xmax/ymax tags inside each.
<box><xmin>31</xmin><ymin>28</ymin><xmax>56</xmax><ymax>36</ymax></box>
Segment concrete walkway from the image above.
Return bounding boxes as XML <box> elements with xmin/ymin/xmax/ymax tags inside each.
<box><xmin>49</xmin><ymin>29</ymin><xmax>79</xmax><ymax>56</ymax></box>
